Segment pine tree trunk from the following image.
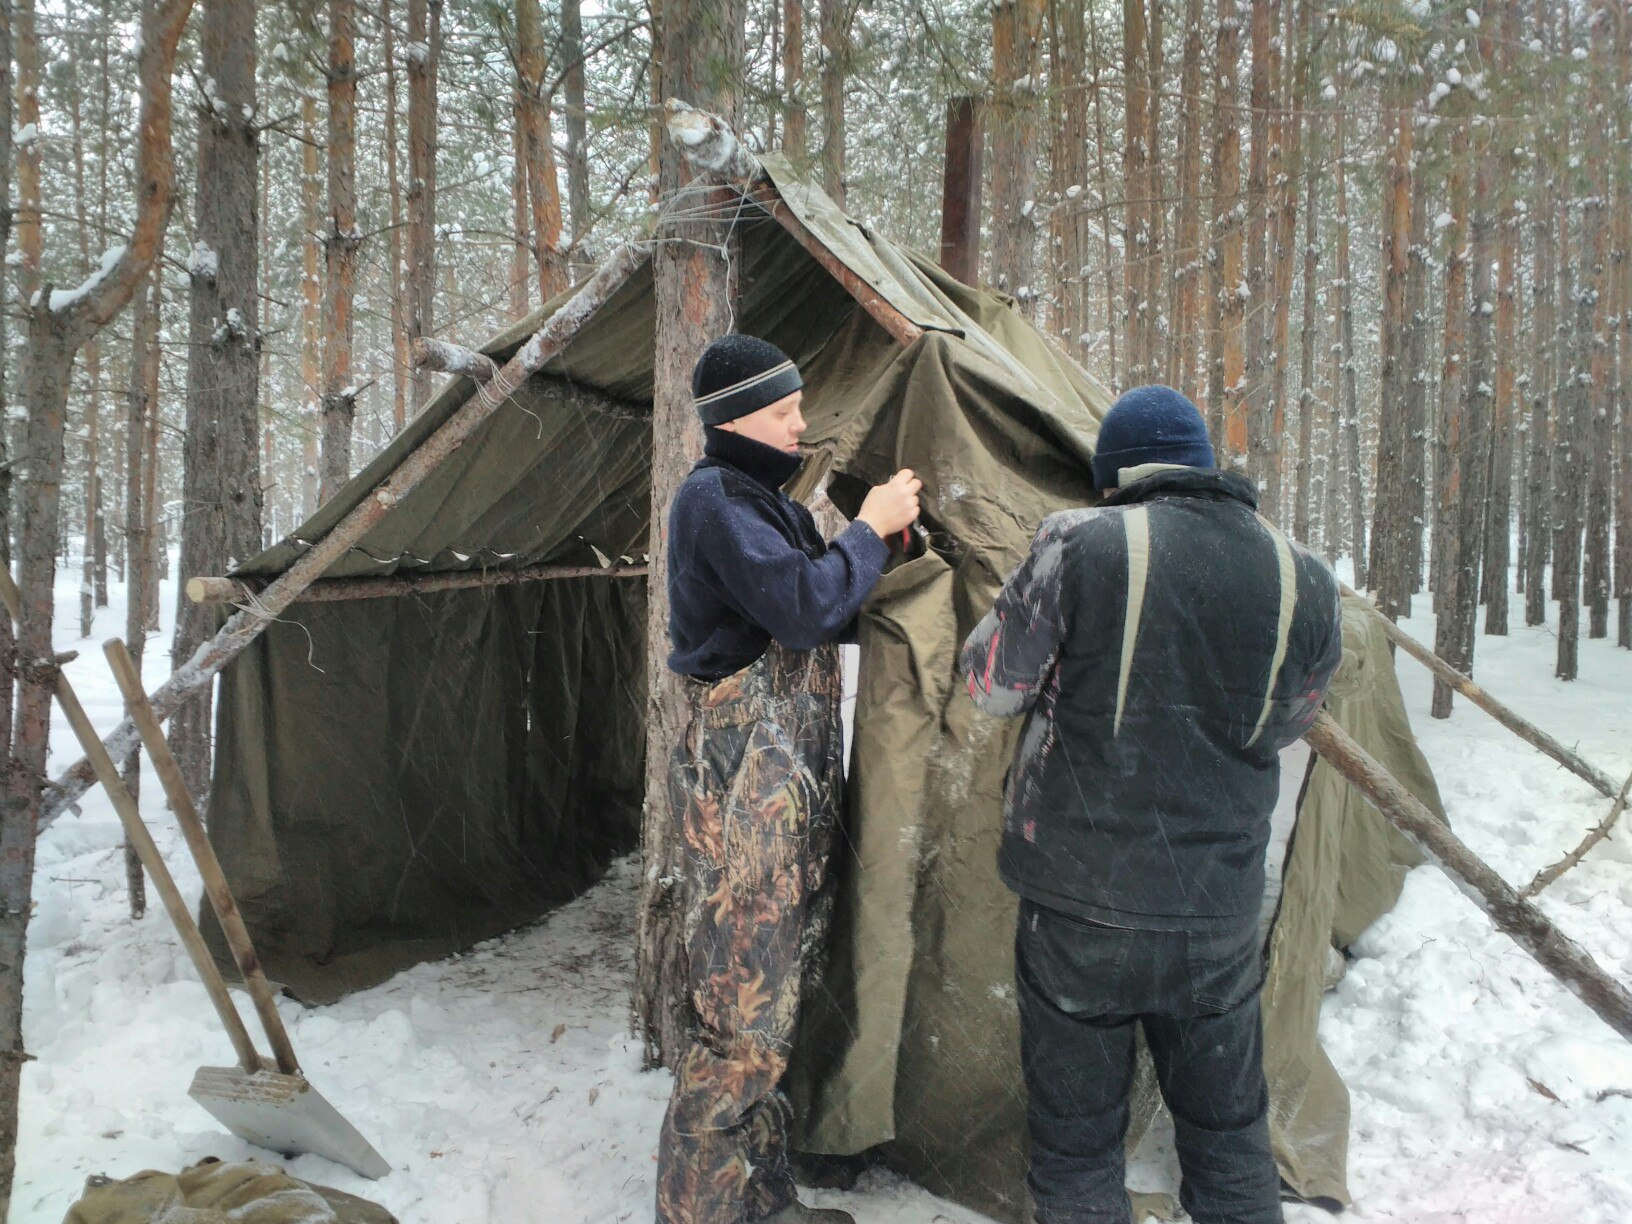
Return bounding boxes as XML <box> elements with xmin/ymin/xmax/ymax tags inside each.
<box><xmin>1142</xmin><ymin>0</ymin><xmax>1164</xmax><ymax>380</ymax></box>
<box><xmin>123</xmin><ymin>261</ymin><xmax>164</xmax><ymax>800</ymax></box>
<box><xmin>511</xmin><ymin>98</ymin><xmax>531</xmax><ymax>319</ymax></box>
<box><xmin>1583</xmin><ymin>13</ymin><xmax>1615</xmax><ymax>641</ymax></box>
<box><xmin>1434</xmin><ymin>115</ymin><xmax>1498</xmax><ymax>718</ymax></box>
<box><xmin>1524</xmin><ymin>115</ymin><xmax>1556</xmax><ymax>626</ymax></box>
<box><xmin>1333</xmin><ymin>94</ymin><xmax>1363</xmax><ymax>583</ymax></box>
<box><xmin>517</xmin><ymin>0</ymin><xmax>567</xmax><ymax>301</ymax></box>
<box><xmin>383</xmin><ymin>0</ymin><xmax>409</xmax><ymax>431</ymax></box>
<box><xmin>14</xmin><ymin>0</ymin><xmax>42</xmax><ymax>309</ymax></box>
<box><xmin>1211</xmin><ymin>0</ymin><xmax>1246</xmax><ymax>462</ymax></box>
<box><xmin>1088</xmin><ymin>10</ymin><xmax>1117</xmax><ymax>387</ymax></box>
<box><xmin>636</xmin><ymin>0</ymin><xmax>743</xmax><ymax>1071</ymax></box>
<box><xmin>1370</xmin><ymin>75</ymin><xmax>1412</xmax><ymax>607</ymax></box>
<box><xmin>1616</xmin><ymin>3</ymin><xmax>1632</xmax><ymax>650</ymax></box>
<box><xmin>1484</xmin><ymin>191</ymin><xmax>1518</xmax><ymax>636</ymax></box>
<box><xmin>1120</xmin><ymin>0</ymin><xmax>1148</xmax><ymax>377</ymax></box>
<box><xmin>0</xmin><ymin>0</ymin><xmax>14</xmax><ymax>766</ymax></box>
<box><xmin>1047</xmin><ymin>0</ymin><xmax>1087</xmax><ymax>349</ymax></box>
<box><xmin>174</xmin><ymin>0</ymin><xmax>262</xmax><ymax>802</ymax></box>
<box><xmin>0</xmin><ymin>0</ymin><xmax>191</xmax><ymax>1204</ymax></box>
<box><xmin>818</xmin><ymin>0</ymin><xmax>847</xmax><ymax>206</ymax></box>
<box><xmin>1244</xmin><ymin>0</ymin><xmax>1277</xmax><ymax>501</ymax></box>
<box><xmin>1294</xmin><ymin>141</ymin><xmax>1319</xmax><ymax>542</ymax></box>
<box><xmin>563</xmin><ymin>0</ymin><xmax>589</xmax><ymax>265</ymax></box>
<box><xmin>1171</xmin><ymin>0</ymin><xmax>1204</xmax><ymax>399</ymax></box>
<box><xmin>406</xmin><ymin>0</ymin><xmax>443</xmax><ymax>417</ymax></box>
<box><xmin>320</xmin><ymin>0</ymin><xmax>361</xmax><ymax>502</ymax></box>
<box><xmin>990</xmin><ymin>0</ymin><xmax>1044</xmax><ymax>313</ymax></box>
<box><xmin>300</xmin><ymin>93</ymin><xmax>322</xmax><ymax>518</ymax></box>
<box><xmin>782</xmin><ymin>0</ymin><xmax>806</xmax><ymax>161</ymax></box>
<box><xmin>1432</xmin><ymin>123</ymin><xmax>1472</xmax><ymax>640</ymax></box>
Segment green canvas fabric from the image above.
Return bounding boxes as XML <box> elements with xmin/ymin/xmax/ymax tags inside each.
<box><xmin>207</xmin><ymin>167</ymin><xmax>1445</xmax><ymax>1217</ymax></box>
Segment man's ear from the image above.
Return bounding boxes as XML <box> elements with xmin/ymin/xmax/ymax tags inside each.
<box><xmin>717</xmin><ymin>421</ymin><xmax>736</xmax><ymax>432</ymax></box>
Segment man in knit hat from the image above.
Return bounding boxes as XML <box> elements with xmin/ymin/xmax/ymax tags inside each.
<box><xmin>656</xmin><ymin>333</ymin><xmax>921</xmax><ymax>1224</ymax></box>
<box><xmin>960</xmin><ymin>386</ymin><xmax>1343</xmax><ymax>1224</ymax></box>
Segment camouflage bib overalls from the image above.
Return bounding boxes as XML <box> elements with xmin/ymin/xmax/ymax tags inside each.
<box><xmin>655</xmin><ymin>640</ymin><xmax>844</xmax><ymax>1224</ymax></box>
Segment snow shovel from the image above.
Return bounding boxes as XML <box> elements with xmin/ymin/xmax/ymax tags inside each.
<box><xmin>99</xmin><ymin>636</ymin><xmax>391</xmax><ymax>1179</ymax></box>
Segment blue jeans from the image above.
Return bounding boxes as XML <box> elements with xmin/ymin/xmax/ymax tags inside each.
<box><xmin>1015</xmin><ymin>900</ymin><xmax>1282</xmax><ymax>1224</ymax></box>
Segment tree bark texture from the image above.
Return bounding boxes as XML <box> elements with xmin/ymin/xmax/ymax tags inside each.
<box><xmin>320</xmin><ymin>0</ymin><xmax>361</xmax><ymax>503</ymax></box>
<box><xmin>407</xmin><ymin>0</ymin><xmax>444</xmax><ymax>417</ymax></box>
<box><xmin>1170</xmin><ymin>0</ymin><xmax>1204</xmax><ymax>399</ymax></box>
<box><xmin>989</xmin><ymin>0</ymin><xmax>1044</xmax><ymax>312</ymax></box>
<box><xmin>818</xmin><ymin>0</ymin><xmax>847</xmax><ymax>206</ymax></box>
<box><xmin>1120</xmin><ymin>0</ymin><xmax>1149</xmax><ymax>377</ymax></box>
<box><xmin>1370</xmin><ymin>76</ymin><xmax>1413</xmax><ymax>608</ymax></box>
<box><xmin>174</xmin><ymin>0</ymin><xmax>262</xmax><ymax>804</ymax></box>
<box><xmin>516</xmin><ymin>0</ymin><xmax>567</xmax><ymax>303</ymax></box>
<box><xmin>563</xmin><ymin>0</ymin><xmax>590</xmax><ymax>260</ymax></box>
<box><xmin>0</xmin><ymin>0</ymin><xmax>194</xmax><ymax>1206</ymax></box>
<box><xmin>635</xmin><ymin>0</ymin><xmax>744</xmax><ymax>1072</ymax></box>
<box><xmin>1210</xmin><ymin>1</ymin><xmax>1245</xmax><ymax>462</ymax></box>
<box><xmin>383</xmin><ymin>0</ymin><xmax>409</xmax><ymax>431</ymax></box>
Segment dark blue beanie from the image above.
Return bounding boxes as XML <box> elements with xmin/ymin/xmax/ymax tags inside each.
<box><xmin>692</xmin><ymin>334</ymin><xmax>803</xmax><ymax>426</ymax></box>
<box><xmin>1091</xmin><ymin>385</ymin><xmax>1216</xmax><ymax>491</ymax></box>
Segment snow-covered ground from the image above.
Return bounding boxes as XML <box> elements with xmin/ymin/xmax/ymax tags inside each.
<box><xmin>15</xmin><ymin>563</ymin><xmax>1632</xmax><ymax>1223</ymax></box>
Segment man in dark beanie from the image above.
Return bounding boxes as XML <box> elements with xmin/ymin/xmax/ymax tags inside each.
<box><xmin>959</xmin><ymin>385</ymin><xmax>1343</xmax><ymax>1224</ymax></box>
<box><xmin>656</xmin><ymin>333</ymin><xmax>921</xmax><ymax>1224</ymax></box>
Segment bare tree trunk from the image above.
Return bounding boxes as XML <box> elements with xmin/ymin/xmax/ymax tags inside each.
<box><xmin>0</xmin><ymin>0</ymin><xmax>193</xmax><ymax>1206</ymax></box>
<box><xmin>990</xmin><ymin>0</ymin><xmax>1044</xmax><ymax>313</ymax></box>
<box><xmin>406</xmin><ymin>0</ymin><xmax>443</xmax><ymax>417</ymax></box>
<box><xmin>517</xmin><ymin>0</ymin><xmax>567</xmax><ymax>302</ymax></box>
<box><xmin>0</xmin><ymin>0</ymin><xmax>16</xmax><ymax>770</ymax></box>
<box><xmin>1120</xmin><ymin>0</ymin><xmax>1148</xmax><ymax>377</ymax></box>
<box><xmin>1584</xmin><ymin>13</ymin><xmax>1615</xmax><ymax>642</ymax></box>
<box><xmin>1370</xmin><ymin>73</ymin><xmax>1413</xmax><ymax>606</ymax></box>
<box><xmin>1484</xmin><ymin>192</ymin><xmax>1518</xmax><ymax>636</ymax></box>
<box><xmin>563</xmin><ymin>0</ymin><xmax>590</xmax><ymax>268</ymax></box>
<box><xmin>14</xmin><ymin>0</ymin><xmax>42</xmax><ymax>310</ymax></box>
<box><xmin>1088</xmin><ymin>10</ymin><xmax>1117</xmax><ymax>387</ymax></box>
<box><xmin>1333</xmin><ymin>93</ymin><xmax>1363</xmax><ymax>581</ymax></box>
<box><xmin>635</xmin><ymin>0</ymin><xmax>743</xmax><ymax>1072</ymax></box>
<box><xmin>382</xmin><ymin>0</ymin><xmax>409</xmax><ymax>432</ymax></box>
<box><xmin>1211</xmin><ymin>0</ymin><xmax>1246</xmax><ymax>463</ymax></box>
<box><xmin>1434</xmin><ymin>106</ymin><xmax>1497</xmax><ymax>720</ymax></box>
<box><xmin>123</xmin><ymin>261</ymin><xmax>164</xmax><ymax>804</ymax></box>
<box><xmin>818</xmin><ymin>0</ymin><xmax>847</xmax><ymax>206</ymax></box>
<box><xmin>1142</xmin><ymin>0</ymin><xmax>1164</xmax><ymax>379</ymax></box>
<box><xmin>1047</xmin><ymin>0</ymin><xmax>1087</xmax><ymax>348</ymax></box>
<box><xmin>1432</xmin><ymin>122</ymin><xmax>1471</xmax><ymax>626</ymax></box>
<box><xmin>510</xmin><ymin>98</ymin><xmax>531</xmax><ymax>318</ymax></box>
<box><xmin>300</xmin><ymin>93</ymin><xmax>322</xmax><ymax>518</ymax></box>
<box><xmin>174</xmin><ymin>0</ymin><xmax>261</xmax><ymax>800</ymax></box>
<box><xmin>1171</xmin><ymin>0</ymin><xmax>1204</xmax><ymax>399</ymax></box>
<box><xmin>1524</xmin><ymin>93</ymin><xmax>1556</xmax><ymax>626</ymax></box>
<box><xmin>782</xmin><ymin>0</ymin><xmax>807</xmax><ymax>160</ymax></box>
<box><xmin>1616</xmin><ymin>2</ymin><xmax>1632</xmax><ymax>650</ymax></box>
<box><xmin>1243</xmin><ymin>0</ymin><xmax>1278</xmax><ymax>503</ymax></box>
<box><xmin>320</xmin><ymin>0</ymin><xmax>361</xmax><ymax>503</ymax></box>
<box><xmin>1294</xmin><ymin>137</ymin><xmax>1320</xmax><ymax>542</ymax></box>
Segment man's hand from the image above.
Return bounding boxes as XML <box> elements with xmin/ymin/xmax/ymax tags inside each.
<box><xmin>857</xmin><ymin>469</ymin><xmax>923</xmax><ymax>539</ymax></box>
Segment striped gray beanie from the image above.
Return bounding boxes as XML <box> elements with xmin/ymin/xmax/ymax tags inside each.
<box><xmin>692</xmin><ymin>334</ymin><xmax>803</xmax><ymax>426</ymax></box>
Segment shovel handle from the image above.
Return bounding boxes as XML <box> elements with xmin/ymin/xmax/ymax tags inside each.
<box><xmin>104</xmin><ymin>638</ymin><xmax>302</xmax><ymax>1077</ymax></box>
<box><xmin>0</xmin><ymin>568</ymin><xmax>262</xmax><ymax>1074</ymax></box>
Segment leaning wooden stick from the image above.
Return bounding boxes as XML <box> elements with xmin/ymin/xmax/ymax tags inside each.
<box><xmin>185</xmin><ymin>561</ymin><xmax>648</xmax><ymax>607</ymax></box>
<box><xmin>0</xmin><ymin>568</ymin><xmax>263</xmax><ymax>1072</ymax></box>
<box><xmin>41</xmin><ymin>241</ymin><xmax>652</xmax><ymax>827</ymax></box>
<box><xmin>1521</xmin><ymin>769</ymin><xmax>1632</xmax><ymax>900</ymax></box>
<box><xmin>104</xmin><ymin>637</ymin><xmax>300</xmax><ymax>1076</ymax></box>
<box><xmin>1305</xmin><ymin>711</ymin><xmax>1632</xmax><ymax>1044</ymax></box>
<box><xmin>1340</xmin><ymin>582</ymin><xmax>1619</xmax><ymax>800</ymax></box>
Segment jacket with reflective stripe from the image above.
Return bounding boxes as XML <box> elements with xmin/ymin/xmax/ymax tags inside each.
<box><xmin>959</xmin><ymin>468</ymin><xmax>1343</xmax><ymax>929</ymax></box>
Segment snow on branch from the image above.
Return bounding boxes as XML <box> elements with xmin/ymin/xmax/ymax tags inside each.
<box><xmin>663</xmin><ymin>98</ymin><xmax>760</xmax><ymax>182</ymax></box>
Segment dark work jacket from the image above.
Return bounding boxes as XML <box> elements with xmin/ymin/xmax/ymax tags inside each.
<box><xmin>666</xmin><ymin>429</ymin><xmax>889</xmax><ymax>680</ymax></box>
<box><xmin>959</xmin><ymin>468</ymin><xmax>1343</xmax><ymax>929</ymax></box>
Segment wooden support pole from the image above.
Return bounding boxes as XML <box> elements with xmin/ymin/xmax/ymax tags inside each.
<box><xmin>410</xmin><ymin>336</ymin><xmax>499</xmax><ymax>384</ymax></box>
<box><xmin>0</xmin><ymin>568</ymin><xmax>264</xmax><ymax>1072</ymax></box>
<box><xmin>1342</xmin><ymin>582</ymin><xmax>1620</xmax><ymax>799</ymax></box>
<box><xmin>939</xmin><ymin>96</ymin><xmax>983</xmax><ymax>285</ymax></box>
<box><xmin>104</xmin><ymin>637</ymin><xmax>301</xmax><ymax>1076</ymax></box>
<box><xmin>186</xmin><ymin>561</ymin><xmax>648</xmax><ymax>606</ymax></box>
<box><xmin>41</xmin><ymin>242</ymin><xmax>653</xmax><ymax>827</ymax></box>
<box><xmin>1305</xmin><ymin>711</ymin><xmax>1632</xmax><ymax>1044</ymax></box>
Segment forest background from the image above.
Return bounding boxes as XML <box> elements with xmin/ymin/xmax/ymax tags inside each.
<box><xmin>0</xmin><ymin>0</ymin><xmax>1629</xmax><ymax>1208</ymax></box>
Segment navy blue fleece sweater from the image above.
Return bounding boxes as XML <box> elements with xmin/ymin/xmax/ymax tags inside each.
<box><xmin>666</xmin><ymin>429</ymin><xmax>890</xmax><ymax>680</ymax></box>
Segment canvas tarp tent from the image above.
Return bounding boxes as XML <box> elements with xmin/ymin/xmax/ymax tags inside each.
<box><xmin>204</xmin><ymin>156</ymin><xmax>1445</xmax><ymax>1219</ymax></box>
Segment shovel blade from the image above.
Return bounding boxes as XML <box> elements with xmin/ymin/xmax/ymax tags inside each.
<box><xmin>190</xmin><ymin>1066</ymin><xmax>391</xmax><ymax>1180</ymax></box>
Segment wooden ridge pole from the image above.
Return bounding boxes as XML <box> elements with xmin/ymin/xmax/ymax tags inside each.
<box><xmin>1342</xmin><ymin>582</ymin><xmax>1619</xmax><ymax>799</ymax></box>
<box><xmin>1305</xmin><ymin>712</ymin><xmax>1632</xmax><ymax>1044</ymax></box>
<box><xmin>41</xmin><ymin>241</ymin><xmax>652</xmax><ymax>827</ymax></box>
<box><xmin>185</xmin><ymin>561</ymin><xmax>649</xmax><ymax>606</ymax></box>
